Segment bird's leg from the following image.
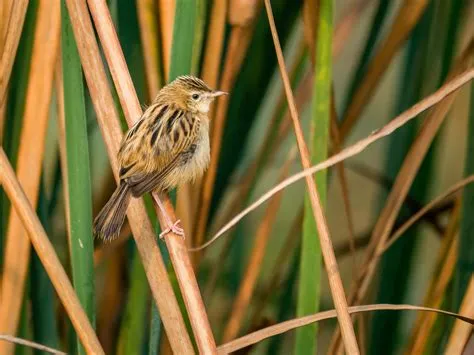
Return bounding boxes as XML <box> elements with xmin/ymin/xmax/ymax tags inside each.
<box><xmin>154</xmin><ymin>194</ymin><xmax>185</xmax><ymax>239</ymax></box>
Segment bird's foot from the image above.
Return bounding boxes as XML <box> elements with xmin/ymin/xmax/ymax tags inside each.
<box><xmin>159</xmin><ymin>219</ymin><xmax>185</xmax><ymax>240</ymax></box>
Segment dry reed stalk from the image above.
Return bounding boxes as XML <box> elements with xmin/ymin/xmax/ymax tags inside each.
<box><xmin>0</xmin><ymin>2</ymin><xmax>60</xmax><ymax>352</ymax></box>
<box><xmin>201</xmin><ymin>0</ymin><xmax>227</xmax><ymax>88</ymax></box>
<box><xmin>264</xmin><ymin>1</ymin><xmax>359</xmax><ymax>353</ymax></box>
<box><xmin>0</xmin><ymin>335</ymin><xmax>66</xmax><ymax>355</ymax></box>
<box><xmin>445</xmin><ymin>276</ymin><xmax>474</xmax><ymax>354</ymax></box>
<box><xmin>340</xmin><ymin>0</ymin><xmax>429</xmax><ymax>139</ymax></box>
<box><xmin>221</xmin><ymin>150</ymin><xmax>295</xmax><ymax>342</ymax></box>
<box><xmin>194</xmin><ymin>0</ymin><xmax>260</xmax><ymax>254</ymax></box>
<box><xmin>136</xmin><ymin>0</ymin><xmax>161</xmax><ymax>99</ymax></box>
<box><xmin>157</xmin><ymin>0</ymin><xmax>175</xmax><ymax>81</ymax></box>
<box><xmin>64</xmin><ymin>0</ymin><xmax>194</xmax><ymax>353</ymax></box>
<box><xmin>0</xmin><ymin>149</ymin><xmax>104</xmax><ymax>354</ymax></box>
<box><xmin>217</xmin><ymin>304</ymin><xmax>474</xmax><ymax>354</ymax></box>
<box><xmin>85</xmin><ymin>0</ymin><xmax>217</xmax><ymax>352</ymax></box>
<box><xmin>0</xmin><ymin>0</ymin><xmax>28</xmax><ymax>106</ymax></box>
<box><xmin>405</xmin><ymin>201</ymin><xmax>460</xmax><ymax>354</ymax></box>
<box><xmin>328</xmin><ymin>41</ymin><xmax>474</xmax><ymax>354</ymax></box>
<box><xmin>199</xmin><ymin>68</ymin><xmax>474</xmax><ymax>251</ymax></box>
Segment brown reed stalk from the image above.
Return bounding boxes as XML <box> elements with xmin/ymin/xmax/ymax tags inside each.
<box><xmin>0</xmin><ymin>149</ymin><xmax>104</xmax><ymax>354</ymax></box>
<box><xmin>405</xmin><ymin>201</ymin><xmax>459</xmax><ymax>353</ymax></box>
<box><xmin>0</xmin><ymin>2</ymin><xmax>60</xmax><ymax>352</ymax></box>
<box><xmin>217</xmin><ymin>304</ymin><xmax>474</xmax><ymax>354</ymax></box>
<box><xmin>0</xmin><ymin>0</ymin><xmax>28</xmax><ymax>106</ymax></box>
<box><xmin>328</xmin><ymin>40</ymin><xmax>474</xmax><ymax>354</ymax></box>
<box><xmin>136</xmin><ymin>0</ymin><xmax>162</xmax><ymax>99</ymax></box>
<box><xmin>264</xmin><ymin>0</ymin><xmax>359</xmax><ymax>353</ymax></box>
<box><xmin>340</xmin><ymin>0</ymin><xmax>429</xmax><ymax>139</ymax></box>
<box><xmin>221</xmin><ymin>149</ymin><xmax>295</xmax><ymax>342</ymax></box>
<box><xmin>157</xmin><ymin>0</ymin><xmax>175</xmax><ymax>81</ymax></box>
<box><xmin>445</xmin><ymin>276</ymin><xmax>474</xmax><ymax>354</ymax></box>
<box><xmin>0</xmin><ymin>334</ymin><xmax>65</xmax><ymax>355</ymax></box>
<box><xmin>194</xmin><ymin>0</ymin><xmax>260</xmax><ymax>255</ymax></box>
<box><xmin>64</xmin><ymin>0</ymin><xmax>194</xmax><ymax>353</ymax></box>
<box><xmin>85</xmin><ymin>0</ymin><xmax>217</xmax><ymax>352</ymax></box>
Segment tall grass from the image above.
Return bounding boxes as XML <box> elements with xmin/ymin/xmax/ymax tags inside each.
<box><xmin>0</xmin><ymin>1</ymin><xmax>473</xmax><ymax>354</ymax></box>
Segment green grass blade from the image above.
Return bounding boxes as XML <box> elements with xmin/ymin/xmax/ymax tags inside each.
<box><xmin>30</xmin><ymin>181</ymin><xmax>59</xmax><ymax>354</ymax></box>
<box><xmin>295</xmin><ymin>1</ymin><xmax>332</xmax><ymax>353</ymax></box>
<box><xmin>169</xmin><ymin>0</ymin><xmax>206</xmax><ymax>80</ymax></box>
<box><xmin>61</xmin><ymin>2</ymin><xmax>95</xmax><ymax>354</ymax></box>
<box><xmin>117</xmin><ymin>247</ymin><xmax>148</xmax><ymax>355</ymax></box>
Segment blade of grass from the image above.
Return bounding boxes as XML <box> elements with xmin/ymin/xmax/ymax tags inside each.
<box><xmin>263</xmin><ymin>1</ymin><xmax>359</xmax><ymax>353</ymax></box>
<box><xmin>221</xmin><ymin>149</ymin><xmax>295</xmax><ymax>342</ymax></box>
<box><xmin>196</xmin><ymin>68</ymin><xmax>474</xmax><ymax>251</ymax></box>
<box><xmin>0</xmin><ymin>148</ymin><xmax>103</xmax><ymax>354</ymax></box>
<box><xmin>340</xmin><ymin>0</ymin><xmax>429</xmax><ymax>140</ymax></box>
<box><xmin>30</xmin><ymin>182</ymin><xmax>60</xmax><ymax>353</ymax></box>
<box><xmin>295</xmin><ymin>0</ymin><xmax>332</xmax><ymax>353</ymax></box>
<box><xmin>445</xmin><ymin>276</ymin><xmax>474</xmax><ymax>354</ymax></box>
<box><xmin>117</xmin><ymin>248</ymin><xmax>149</xmax><ymax>355</ymax></box>
<box><xmin>61</xmin><ymin>4</ymin><xmax>96</xmax><ymax>354</ymax></box>
<box><xmin>64</xmin><ymin>0</ymin><xmax>194</xmax><ymax>352</ymax></box>
<box><xmin>86</xmin><ymin>0</ymin><xmax>216</xmax><ymax>352</ymax></box>
<box><xmin>0</xmin><ymin>2</ymin><xmax>60</xmax><ymax>352</ymax></box>
<box><xmin>217</xmin><ymin>304</ymin><xmax>474</xmax><ymax>354</ymax></box>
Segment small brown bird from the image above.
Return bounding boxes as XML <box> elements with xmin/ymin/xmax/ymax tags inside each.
<box><xmin>93</xmin><ymin>75</ymin><xmax>226</xmax><ymax>241</ymax></box>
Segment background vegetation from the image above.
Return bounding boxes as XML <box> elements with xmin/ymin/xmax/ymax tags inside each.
<box><xmin>0</xmin><ymin>0</ymin><xmax>473</xmax><ymax>354</ymax></box>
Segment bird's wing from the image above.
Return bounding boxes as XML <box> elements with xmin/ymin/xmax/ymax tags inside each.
<box><xmin>119</xmin><ymin>106</ymin><xmax>200</xmax><ymax>196</ymax></box>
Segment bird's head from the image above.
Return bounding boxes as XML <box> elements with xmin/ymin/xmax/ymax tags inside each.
<box><xmin>162</xmin><ymin>75</ymin><xmax>227</xmax><ymax>114</ymax></box>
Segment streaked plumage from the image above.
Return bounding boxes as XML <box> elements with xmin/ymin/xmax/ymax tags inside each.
<box><xmin>93</xmin><ymin>76</ymin><xmax>226</xmax><ymax>241</ymax></box>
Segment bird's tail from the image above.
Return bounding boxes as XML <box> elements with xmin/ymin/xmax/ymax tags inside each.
<box><xmin>93</xmin><ymin>183</ymin><xmax>131</xmax><ymax>241</ymax></box>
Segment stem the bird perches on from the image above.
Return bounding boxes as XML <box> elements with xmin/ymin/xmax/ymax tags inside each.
<box><xmin>64</xmin><ymin>0</ymin><xmax>194</xmax><ymax>353</ymax></box>
<box><xmin>263</xmin><ymin>0</ymin><xmax>360</xmax><ymax>353</ymax></box>
<box><xmin>84</xmin><ymin>0</ymin><xmax>217</xmax><ymax>353</ymax></box>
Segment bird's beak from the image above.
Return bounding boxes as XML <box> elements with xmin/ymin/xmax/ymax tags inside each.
<box><xmin>210</xmin><ymin>90</ymin><xmax>228</xmax><ymax>97</ymax></box>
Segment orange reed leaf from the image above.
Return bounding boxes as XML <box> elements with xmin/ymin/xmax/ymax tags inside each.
<box><xmin>0</xmin><ymin>2</ymin><xmax>60</xmax><ymax>352</ymax></box>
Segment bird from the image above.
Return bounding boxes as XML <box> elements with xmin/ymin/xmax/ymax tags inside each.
<box><xmin>93</xmin><ymin>75</ymin><xmax>227</xmax><ymax>241</ymax></box>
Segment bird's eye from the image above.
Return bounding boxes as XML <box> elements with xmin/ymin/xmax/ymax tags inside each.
<box><xmin>192</xmin><ymin>93</ymin><xmax>200</xmax><ymax>100</ymax></box>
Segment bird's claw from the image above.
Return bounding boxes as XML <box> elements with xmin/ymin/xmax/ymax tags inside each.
<box><xmin>159</xmin><ymin>219</ymin><xmax>185</xmax><ymax>240</ymax></box>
